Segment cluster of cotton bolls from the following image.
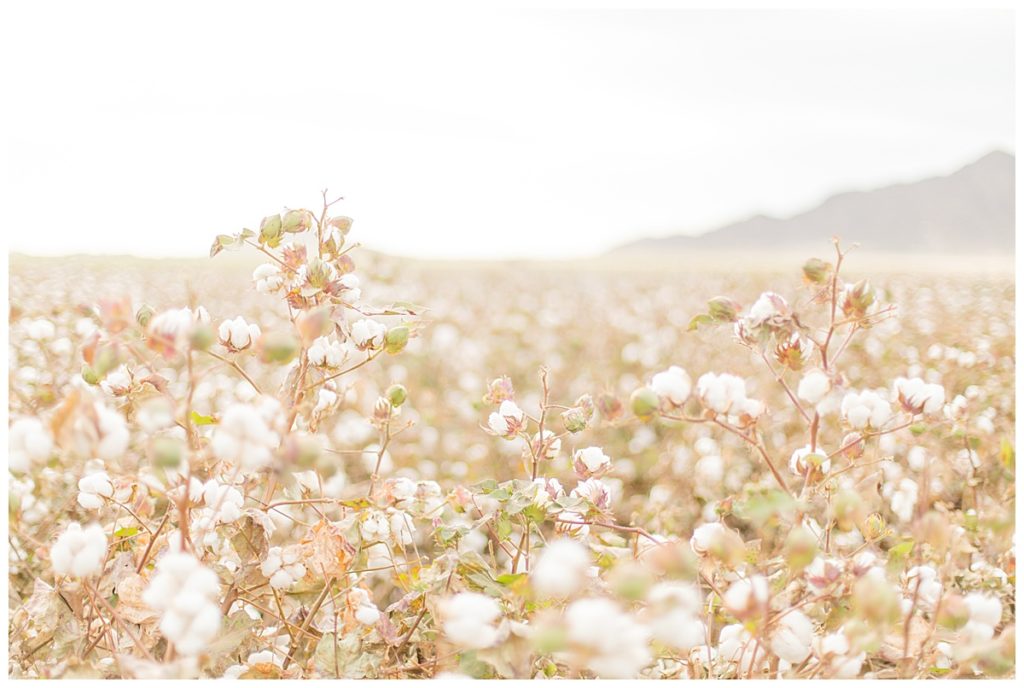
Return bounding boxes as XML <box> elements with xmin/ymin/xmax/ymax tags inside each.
<box><xmin>142</xmin><ymin>552</ymin><xmax>222</xmax><ymax>656</ymax></box>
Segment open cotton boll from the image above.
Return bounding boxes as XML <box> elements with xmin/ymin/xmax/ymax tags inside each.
<box><xmin>893</xmin><ymin>377</ymin><xmax>945</xmax><ymax>416</ymax></box>
<box><xmin>962</xmin><ymin>593</ymin><xmax>1002</xmax><ymax>641</ymax></box>
<box><xmin>788</xmin><ymin>445</ymin><xmax>830</xmax><ymax>476</ymax></box>
<box><xmin>350</xmin><ymin>319</ymin><xmax>386</xmax><ymax>350</ymax></box>
<box><xmin>9</xmin><ymin>417</ymin><xmax>54</xmax><ymax>473</ymax></box>
<box><xmin>572</xmin><ymin>446</ymin><xmax>611</xmax><ymax>478</ymax></box>
<box><xmin>77</xmin><ymin>471</ymin><xmax>114</xmax><ymax>510</ymax></box>
<box><xmin>840</xmin><ymin>390</ymin><xmax>892</xmax><ymax>430</ymax></box>
<box><xmin>202</xmin><ymin>480</ymin><xmax>244</xmax><ymax>524</ymax></box>
<box><xmin>94</xmin><ymin>403</ymin><xmax>131</xmax><ymax>462</ymax></box>
<box><xmin>260</xmin><ymin>546</ymin><xmax>307</xmax><ymax>589</ymax></box>
<box><xmin>769</xmin><ymin>610</ymin><xmax>815</xmax><ymax>664</ymax></box>
<box><xmin>142</xmin><ymin>552</ymin><xmax>223</xmax><ymax>656</ymax></box>
<box><xmin>252</xmin><ymin>263</ymin><xmax>284</xmax><ymax>293</ymax></box>
<box><xmin>441</xmin><ymin>592</ymin><xmax>503</xmax><ymax>649</ymax></box>
<box><xmin>51</xmin><ymin>522</ymin><xmax>107</xmax><ymax>577</ymax></box>
<box><xmin>308</xmin><ymin>336</ymin><xmax>346</xmax><ymax>368</ymax></box>
<box><xmin>218</xmin><ymin>316</ymin><xmax>261</xmax><ymax>351</ymax></box>
<box><xmin>651</xmin><ymin>366</ymin><xmax>691</xmax><ymax>407</ymax></box>
<box><xmin>718</xmin><ymin>623</ymin><xmax>769</xmax><ymax>674</ymax></box>
<box><xmin>797</xmin><ymin>370</ymin><xmax>831</xmax><ymax>405</ymax></box>
<box><xmin>815</xmin><ymin>630</ymin><xmax>865</xmax><ymax>678</ymax></box>
<box><xmin>210</xmin><ymin>404</ymin><xmax>279</xmax><ymax>471</ymax></box>
<box><xmin>696</xmin><ymin>372</ymin><xmax>748</xmax><ymax>415</ymax></box>
<box><xmin>565</xmin><ymin>597</ymin><xmax>651</xmax><ymax>678</ymax></box>
<box><xmin>647</xmin><ymin>582</ymin><xmax>706</xmax><ymax>651</ymax></box>
<box><xmin>532</xmin><ymin>538</ymin><xmax>591</xmax><ymax>598</ymax></box>
<box><xmin>488</xmin><ymin>400</ymin><xmax>525</xmax><ymax>439</ymax></box>
<box><xmin>723</xmin><ymin>575</ymin><xmax>769</xmax><ymax>618</ymax></box>
<box><xmin>906</xmin><ymin>566</ymin><xmax>942</xmax><ymax>612</ymax></box>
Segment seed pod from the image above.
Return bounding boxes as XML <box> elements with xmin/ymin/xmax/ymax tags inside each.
<box><xmin>386</xmin><ymin>384</ymin><xmax>408</xmax><ymax>407</ymax></box>
<box><xmin>802</xmin><ymin>257</ymin><xmax>832</xmax><ymax>285</ymax></box>
<box><xmin>630</xmin><ymin>386</ymin><xmax>659</xmax><ymax>422</ymax></box>
<box><xmin>384</xmin><ymin>326</ymin><xmax>410</xmax><ymax>354</ymax></box>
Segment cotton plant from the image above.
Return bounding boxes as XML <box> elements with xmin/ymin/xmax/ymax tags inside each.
<box><xmin>7</xmin><ymin>221</ymin><xmax>1014</xmax><ymax>680</ymax></box>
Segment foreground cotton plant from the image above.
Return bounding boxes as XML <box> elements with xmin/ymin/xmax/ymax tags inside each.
<box><xmin>7</xmin><ymin>226</ymin><xmax>1014</xmax><ymax>679</ymax></box>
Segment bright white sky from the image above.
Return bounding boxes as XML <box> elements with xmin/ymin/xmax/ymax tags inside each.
<box><xmin>2</xmin><ymin>2</ymin><xmax>1014</xmax><ymax>259</ymax></box>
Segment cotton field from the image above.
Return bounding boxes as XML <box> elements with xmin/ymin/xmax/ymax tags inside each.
<box><xmin>7</xmin><ymin>201</ymin><xmax>1015</xmax><ymax>679</ymax></box>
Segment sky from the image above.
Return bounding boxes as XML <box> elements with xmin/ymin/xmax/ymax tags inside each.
<box><xmin>2</xmin><ymin>2</ymin><xmax>1015</xmax><ymax>260</ymax></box>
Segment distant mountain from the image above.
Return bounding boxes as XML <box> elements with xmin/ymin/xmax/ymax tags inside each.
<box><xmin>612</xmin><ymin>150</ymin><xmax>1014</xmax><ymax>255</ymax></box>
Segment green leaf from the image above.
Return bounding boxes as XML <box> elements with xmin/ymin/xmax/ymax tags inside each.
<box><xmin>495</xmin><ymin>572</ymin><xmax>527</xmax><ymax>586</ymax></box>
<box><xmin>1000</xmin><ymin>437</ymin><xmax>1015</xmax><ymax>471</ymax></box>
<box><xmin>687</xmin><ymin>313</ymin><xmax>713</xmax><ymax>332</ymax></box>
<box><xmin>190</xmin><ymin>410</ymin><xmax>216</xmax><ymax>426</ymax></box>
<box><xmin>113</xmin><ymin>526</ymin><xmax>139</xmax><ymax>538</ymax></box>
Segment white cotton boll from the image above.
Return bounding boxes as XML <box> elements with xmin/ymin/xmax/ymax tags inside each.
<box><xmin>252</xmin><ymin>263</ymin><xmax>284</xmax><ymax>293</ymax></box>
<box><xmin>441</xmin><ymin>592</ymin><xmax>502</xmax><ymax>649</ymax></box>
<box><xmin>94</xmin><ymin>403</ymin><xmax>131</xmax><ymax>462</ymax></box>
<box><xmin>313</xmin><ymin>389</ymin><xmax>338</xmax><ymax>415</ymax></box>
<box><xmin>260</xmin><ymin>546</ymin><xmax>306</xmax><ymax>590</ymax></box>
<box><xmin>797</xmin><ymin>370</ymin><xmax>831</xmax><ymax>405</ymax></box>
<box><xmin>723</xmin><ymin>575</ymin><xmax>769</xmax><ymax>617</ymax></box>
<box><xmin>77</xmin><ymin>471</ymin><xmax>114</xmax><ymax>510</ymax></box>
<box><xmin>689</xmin><ymin>522</ymin><xmax>727</xmax><ymax>556</ymax></box>
<box><xmin>647</xmin><ymin>582</ymin><xmax>706</xmax><ymax>651</ymax></box>
<box><xmin>696</xmin><ymin>372</ymin><xmax>748</xmax><ymax>415</ymax></box>
<box><xmin>488</xmin><ymin>400</ymin><xmax>525</xmax><ymax>438</ymax></box>
<box><xmin>906</xmin><ymin>566</ymin><xmax>942</xmax><ymax>612</ymax></box>
<box><xmin>532</xmin><ymin>538</ymin><xmax>591</xmax><ymax>598</ymax></box>
<box><xmin>747</xmin><ymin>292</ymin><xmax>787</xmax><ymax>326</ymax></box>
<box><xmin>841</xmin><ymin>390</ymin><xmax>892</xmax><ymax>430</ymax></box>
<box><xmin>694</xmin><ymin>453</ymin><xmax>724</xmax><ymax>486</ymax></box>
<box><xmin>100</xmin><ymin>365</ymin><xmax>132</xmax><ymax>395</ymax></box>
<box><xmin>51</xmin><ymin>522</ymin><xmax>107</xmax><ymax>578</ymax></box>
<box><xmin>572</xmin><ymin>446</ymin><xmax>611</xmax><ymax>477</ymax></box>
<box><xmin>308</xmin><ymin>336</ymin><xmax>346</xmax><ymax>368</ymax></box>
<box><xmin>565</xmin><ymin>597</ymin><xmax>651</xmax><ymax>678</ymax></box>
<box><xmin>365</xmin><ymin>542</ymin><xmax>393</xmax><ymax>569</ymax></box>
<box><xmin>218</xmin><ymin>316</ymin><xmax>261</xmax><ymax>351</ymax></box>
<box><xmin>388</xmin><ymin>509</ymin><xmax>416</xmax><ymax>546</ymax></box>
<box><xmin>894</xmin><ymin>377</ymin><xmax>945</xmax><ymax>416</ymax></box>
<box><xmin>350</xmin><ymin>319</ymin><xmax>386</xmax><ymax>350</ymax></box>
<box><xmin>9</xmin><ymin>417</ymin><xmax>55</xmax><ymax>473</ymax></box>
<box><xmin>890</xmin><ymin>478</ymin><xmax>918</xmax><ymax>523</ymax></box>
<box><xmin>694</xmin><ymin>436</ymin><xmax>718</xmax><ymax>456</ymax></box>
<box><xmin>788</xmin><ymin>445</ymin><xmax>830</xmax><ymax>476</ymax></box>
<box><xmin>210</xmin><ymin>404</ymin><xmax>279</xmax><ymax>471</ymax></box>
<box><xmin>964</xmin><ymin>593</ymin><xmax>1002</xmax><ymax>628</ymax></box>
<box><xmin>770</xmin><ymin>610</ymin><xmax>815</xmax><ymax>663</ymax></box>
<box><xmin>649</xmin><ymin>609</ymin><xmax>707</xmax><ymax>651</ymax></box>
<box><xmin>816</xmin><ymin>631</ymin><xmax>865</xmax><ymax>678</ymax></box>
<box><xmin>719</xmin><ymin>623</ymin><xmax>768</xmax><ymax>674</ymax></box>
<box><xmin>570</xmin><ymin>478</ymin><xmax>612</xmax><ymax>511</ymax></box>
<box><xmin>339</xmin><ymin>273</ymin><xmax>361</xmax><ymax>303</ymax></box>
<box><xmin>361</xmin><ymin>444</ymin><xmax>393</xmax><ymax>475</ymax></box>
<box><xmin>360</xmin><ymin>510</ymin><xmax>391</xmax><ymax>541</ymax></box>
<box><xmin>202</xmin><ymin>481</ymin><xmax>244</xmax><ymax>524</ymax></box>
<box><xmin>651</xmin><ymin>366</ymin><xmax>691</xmax><ymax>406</ymax></box>
<box><xmin>25</xmin><ymin>318</ymin><xmax>56</xmax><ymax>340</ymax></box>
<box><xmin>355</xmin><ymin>604</ymin><xmax>381</xmax><ymax>626</ymax></box>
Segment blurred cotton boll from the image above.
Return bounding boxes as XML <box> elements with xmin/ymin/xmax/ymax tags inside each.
<box><xmin>441</xmin><ymin>592</ymin><xmax>503</xmax><ymax>649</ymax></box>
<box><xmin>565</xmin><ymin>597</ymin><xmax>651</xmax><ymax>678</ymax></box>
<box><xmin>210</xmin><ymin>404</ymin><xmax>279</xmax><ymax>471</ymax></box>
<box><xmin>9</xmin><ymin>417</ymin><xmax>54</xmax><ymax>473</ymax></box>
<box><xmin>532</xmin><ymin>538</ymin><xmax>591</xmax><ymax>598</ymax></box>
